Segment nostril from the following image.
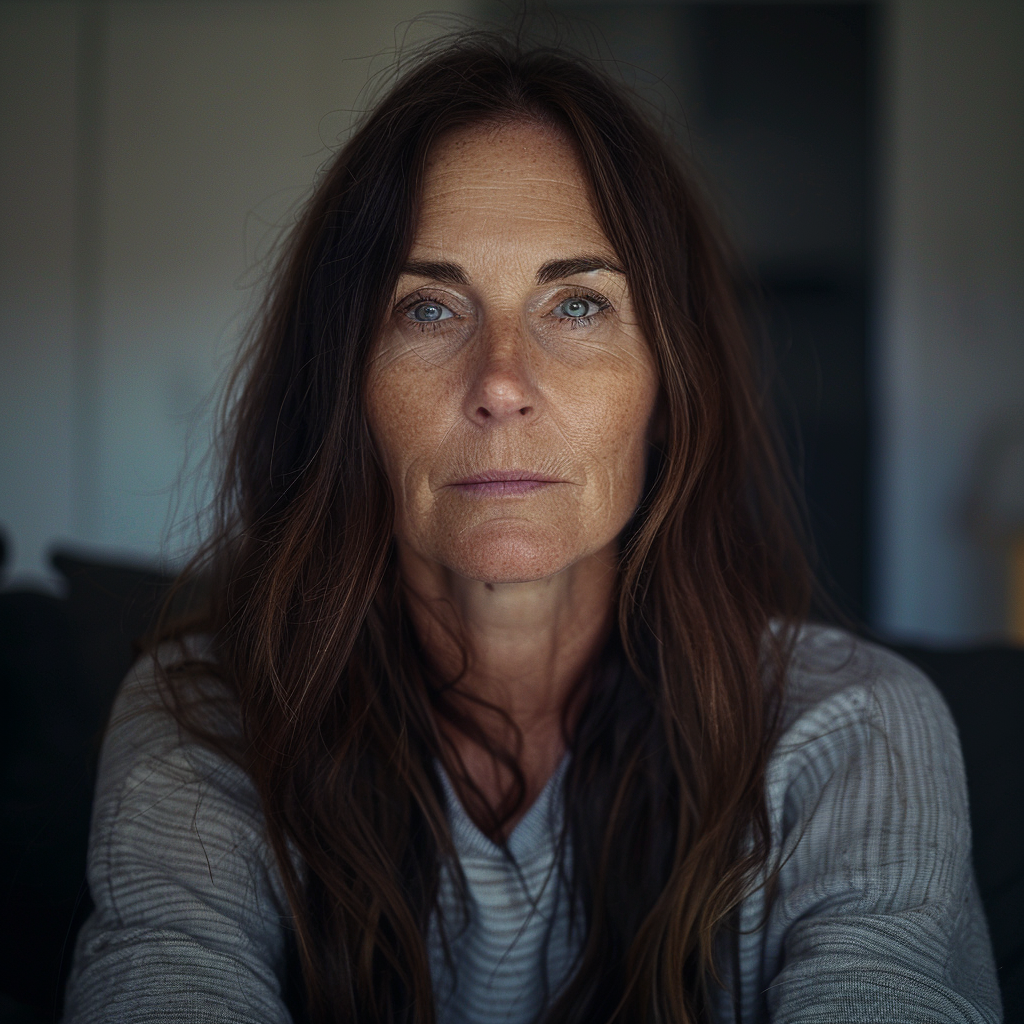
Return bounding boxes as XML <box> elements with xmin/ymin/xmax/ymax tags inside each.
<box><xmin>519</xmin><ymin>406</ymin><xmax>531</xmax><ymax>416</ymax></box>
<box><xmin>477</xmin><ymin>407</ymin><xmax>491</xmax><ymax>419</ymax></box>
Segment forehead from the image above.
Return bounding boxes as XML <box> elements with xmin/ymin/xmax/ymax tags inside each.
<box><xmin>412</xmin><ymin>121</ymin><xmax>614</xmax><ymax>261</ymax></box>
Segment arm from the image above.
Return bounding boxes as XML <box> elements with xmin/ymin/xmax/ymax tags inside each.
<box><xmin>756</xmin><ymin>635</ymin><xmax>1002</xmax><ymax>1023</ymax></box>
<box><xmin>63</xmin><ymin>653</ymin><xmax>294</xmax><ymax>1024</ymax></box>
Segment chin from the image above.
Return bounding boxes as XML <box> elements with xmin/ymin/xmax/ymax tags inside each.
<box><xmin>441</xmin><ymin>521</ymin><xmax>579</xmax><ymax>584</ymax></box>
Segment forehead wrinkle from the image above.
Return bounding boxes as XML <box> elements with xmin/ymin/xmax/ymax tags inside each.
<box><xmin>420</xmin><ymin>176</ymin><xmax>592</xmax><ymax>205</ymax></box>
<box><xmin>425</xmin><ymin>173</ymin><xmax>590</xmax><ymax>189</ymax></box>
<box><xmin>415</xmin><ymin>130</ymin><xmax>615</xmax><ymax>285</ymax></box>
<box><xmin>414</xmin><ymin>211</ymin><xmax>610</xmax><ymax>250</ymax></box>
<box><xmin>419</xmin><ymin>195</ymin><xmax>596</xmax><ymax>222</ymax></box>
<box><xmin>425</xmin><ymin>169</ymin><xmax>588</xmax><ymax>185</ymax></box>
<box><xmin>421</xmin><ymin>187</ymin><xmax>582</xmax><ymax>210</ymax></box>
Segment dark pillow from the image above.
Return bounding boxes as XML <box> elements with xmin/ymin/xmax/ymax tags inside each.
<box><xmin>0</xmin><ymin>551</ymin><xmax>172</xmax><ymax>1020</ymax></box>
<box><xmin>892</xmin><ymin>643</ymin><xmax>1024</xmax><ymax>1021</ymax></box>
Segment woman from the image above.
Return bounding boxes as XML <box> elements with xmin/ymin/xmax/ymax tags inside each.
<box><xmin>63</xmin><ymin>34</ymin><xmax>1000</xmax><ymax>1024</ymax></box>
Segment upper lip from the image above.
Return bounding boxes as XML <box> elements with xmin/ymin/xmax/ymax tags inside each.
<box><xmin>449</xmin><ymin>470</ymin><xmax>563</xmax><ymax>485</ymax></box>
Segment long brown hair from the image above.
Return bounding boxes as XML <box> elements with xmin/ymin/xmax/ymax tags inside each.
<box><xmin>156</xmin><ymin>31</ymin><xmax>811</xmax><ymax>1024</ymax></box>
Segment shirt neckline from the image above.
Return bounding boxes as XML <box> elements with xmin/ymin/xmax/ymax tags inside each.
<box><xmin>438</xmin><ymin>752</ymin><xmax>571</xmax><ymax>863</ymax></box>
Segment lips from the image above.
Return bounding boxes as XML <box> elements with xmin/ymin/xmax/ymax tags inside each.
<box><xmin>447</xmin><ymin>469</ymin><xmax>563</xmax><ymax>496</ymax></box>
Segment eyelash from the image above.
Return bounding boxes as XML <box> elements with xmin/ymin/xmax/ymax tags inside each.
<box><xmin>400</xmin><ymin>292</ymin><xmax>456</xmax><ymax>333</ymax></box>
<box><xmin>555</xmin><ymin>290</ymin><xmax>611</xmax><ymax>329</ymax></box>
<box><xmin>397</xmin><ymin>289</ymin><xmax>613</xmax><ymax>332</ymax></box>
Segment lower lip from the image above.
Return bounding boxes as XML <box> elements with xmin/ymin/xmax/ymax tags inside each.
<box><xmin>450</xmin><ymin>480</ymin><xmax>556</xmax><ymax>497</ymax></box>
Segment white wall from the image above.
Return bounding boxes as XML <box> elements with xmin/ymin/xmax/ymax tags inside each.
<box><xmin>0</xmin><ymin>3</ymin><xmax>78</xmax><ymax>587</ymax></box>
<box><xmin>876</xmin><ymin>0</ymin><xmax>1024</xmax><ymax>641</ymax></box>
<box><xmin>0</xmin><ymin>0</ymin><xmax>473</xmax><ymax>587</ymax></box>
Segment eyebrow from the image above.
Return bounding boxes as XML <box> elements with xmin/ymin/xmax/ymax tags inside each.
<box><xmin>400</xmin><ymin>259</ymin><xmax>469</xmax><ymax>285</ymax></box>
<box><xmin>399</xmin><ymin>253</ymin><xmax>625</xmax><ymax>287</ymax></box>
<box><xmin>535</xmin><ymin>255</ymin><xmax>625</xmax><ymax>285</ymax></box>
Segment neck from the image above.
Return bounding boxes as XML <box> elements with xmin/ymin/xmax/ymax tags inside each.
<box><xmin>398</xmin><ymin>540</ymin><xmax>618</xmax><ymax>828</ymax></box>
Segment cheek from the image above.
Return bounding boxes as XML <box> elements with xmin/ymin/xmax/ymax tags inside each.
<box><xmin>365</xmin><ymin>367</ymin><xmax>406</xmax><ymax>479</ymax></box>
<box><xmin>559</xmin><ymin>362</ymin><xmax>658</xmax><ymax>511</ymax></box>
<box><xmin>367</xmin><ymin>353</ymin><xmax>445</xmax><ymax>467</ymax></box>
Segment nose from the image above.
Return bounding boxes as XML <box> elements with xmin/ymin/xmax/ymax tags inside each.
<box><xmin>463</xmin><ymin>319</ymin><xmax>538</xmax><ymax>426</ymax></box>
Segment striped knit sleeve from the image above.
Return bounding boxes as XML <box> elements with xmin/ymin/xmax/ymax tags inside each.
<box><xmin>62</xmin><ymin>651</ymin><xmax>293</xmax><ymax>1024</ymax></box>
<box><xmin>748</xmin><ymin>632</ymin><xmax>1003</xmax><ymax>1023</ymax></box>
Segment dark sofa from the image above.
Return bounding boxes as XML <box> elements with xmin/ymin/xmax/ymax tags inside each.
<box><xmin>1</xmin><ymin>548</ymin><xmax>1021</xmax><ymax>1022</ymax></box>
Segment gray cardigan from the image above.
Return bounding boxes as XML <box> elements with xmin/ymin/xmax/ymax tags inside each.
<box><xmin>63</xmin><ymin>627</ymin><xmax>1002</xmax><ymax>1023</ymax></box>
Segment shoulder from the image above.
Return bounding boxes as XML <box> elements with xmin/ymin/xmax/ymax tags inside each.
<box><xmin>103</xmin><ymin>633</ymin><xmax>237</xmax><ymax>755</ymax></box>
<box><xmin>779</xmin><ymin>623</ymin><xmax>949</xmax><ymax>726</ymax></box>
<box><xmin>723</xmin><ymin>626</ymin><xmax>1004</xmax><ymax>1023</ymax></box>
<box><xmin>764</xmin><ymin>625</ymin><xmax>979</xmax><ymax>934</ymax></box>
<box><xmin>94</xmin><ymin>636</ymin><xmax>260</xmax><ymax>837</ymax></box>
<box><xmin>770</xmin><ymin>624</ymin><xmax>963</xmax><ymax>794</ymax></box>
<box><xmin>65</xmin><ymin>638</ymin><xmax>292</xmax><ymax>1022</ymax></box>
<box><xmin>87</xmin><ymin>636</ymin><xmax>278</xmax><ymax>922</ymax></box>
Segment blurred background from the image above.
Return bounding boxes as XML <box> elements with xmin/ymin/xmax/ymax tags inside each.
<box><xmin>2</xmin><ymin>0</ymin><xmax>1023</xmax><ymax>642</ymax></box>
<box><xmin>1</xmin><ymin>2</ymin><xmax>1023</xmax><ymax>1019</ymax></box>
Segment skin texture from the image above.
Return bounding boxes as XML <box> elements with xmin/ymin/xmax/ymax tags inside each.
<box><xmin>366</xmin><ymin>122</ymin><xmax>659</xmax><ymax>824</ymax></box>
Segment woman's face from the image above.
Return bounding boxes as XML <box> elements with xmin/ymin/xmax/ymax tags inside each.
<box><xmin>366</xmin><ymin>121</ymin><xmax>659</xmax><ymax>584</ymax></box>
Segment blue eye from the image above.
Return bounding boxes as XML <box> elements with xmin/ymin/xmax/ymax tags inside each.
<box><xmin>408</xmin><ymin>300</ymin><xmax>453</xmax><ymax>323</ymax></box>
<box><xmin>556</xmin><ymin>297</ymin><xmax>601</xmax><ymax>320</ymax></box>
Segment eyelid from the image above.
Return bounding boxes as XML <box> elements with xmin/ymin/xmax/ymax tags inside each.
<box><xmin>396</xmin><ymin>288</ymin><xmax>465</xmax><ymax>317</ymax></box>
<box><xmin>552</xmin><ymin>282</ymin><xmax>611</xmax><ymax>300</ymax></box>
<box><xmin>397</xmin><ymin>276</ymin><xmax>470</xmax><ymax>298</ymax></box>
<box><xmin>548</xmin><ymin>287</ymin><xmax>613</xmax><ymax>315</ymax></box>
